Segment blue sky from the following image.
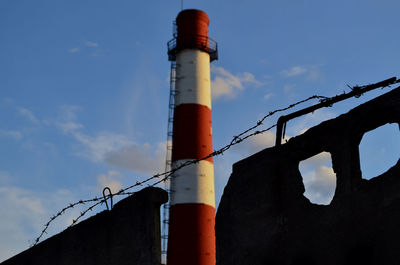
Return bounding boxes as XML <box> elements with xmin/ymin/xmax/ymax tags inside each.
<box><xmin>1</xmin><ymin>0</ymin><xmax>400</xmax><ymax>261</ymax></box>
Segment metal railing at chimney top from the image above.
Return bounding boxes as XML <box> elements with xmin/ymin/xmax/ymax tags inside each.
<box><xmin>167</xmin><ymin>35</ymin><xmax>218</xmax><ymax>62</ymax></box>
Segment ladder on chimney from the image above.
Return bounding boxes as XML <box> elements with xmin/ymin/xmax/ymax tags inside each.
<box><xmin>161</xmin><ymin>60</ymin><xmax>176</xmax><ymax>264</ymax></box>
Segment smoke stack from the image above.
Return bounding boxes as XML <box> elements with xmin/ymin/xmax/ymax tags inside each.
<box><xmin>167</xmin><ymin>9</ymin><xmax>218</xmax><ymax>265</ymax></box>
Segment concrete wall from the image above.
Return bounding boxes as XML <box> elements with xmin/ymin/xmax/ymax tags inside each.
<box><xmin>216</xmin><ymin>88</ymin><xmax>400</xmax><ymax>265</ymax></box>
<box><xmin>1</xmin><ymin>187</ymin><xmax>168</xmax><ymax>265</ymax></box>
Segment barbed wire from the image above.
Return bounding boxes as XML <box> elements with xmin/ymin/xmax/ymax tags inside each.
<box><xmin>32</xmin><ymin>94</ymin><xmax>323</xmax><ymax>245</ymax></box>
<box><xmin>33</xmin><ymin>77</ymin><xmax>398</xmax><ymax>246</ymax></box>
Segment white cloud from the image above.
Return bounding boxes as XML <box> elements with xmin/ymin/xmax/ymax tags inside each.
<box><xmin>0</xmin><ymin>186</ymin><xmax>45</xmax><ymax>261</ymax></box>
<box><xmin>288</xmin><ymin>108</ymin><xmax>337</xmax><ymax>136</ymax></box>
<box><xmin>211</xmin><ymin>66</ymin><xmax>262</xmax><ymax>100</ymax></box>
<box><xmin>303</xmin><ymin>165</ymin><xmax>336</xmax><ymax>205</ymax></box>
<box><xmin>84</xmin><ymin>41</ymin><xmax>99</xmax><ymax>48</ymax></box>
<box><xmin>73</xmin><ymin>130</ymin><xmax>165</xmax><ymax>175</ymax></box>
<box><xmin>299</xmin><ymin>152</ymin><xmax>331</xmax><ymax>171</ymax></box>
<box><xmin>18</xmin><ymin>107</ymin><xmax>40</xmax><ymax>125</ymax></box>
<box><xmin>283</xmin><ymin>84</ymin><xmax>295</xmax><ymax>94</ymax></box>
<box><xmin>281</xmin><ymin>66</ymin><xmax>307</xmax><ymax>77</ymax></box>
<box><xmin>73</xmin><ymin>132</ymin><xmax>131</xmax><ymax>162</ymax></box>
<box><xmin>231</xmin><ymin>131</ymin><xmax>290</xmax><ymax>157</ymax></box>
<box><xmin>68</xmin><ymin>41</ymin><xmax>99</xmax><ymax>54</ymax></box>
<box><xmin>105</xmin><ymin>141</ymin><xmax>165</xmax><ymax>175</ymax></box>
<box><xmin>234</xmin><ymin>131</ymin><xmax>276</xmax><ymax>155</ymax></box>
<box><xmin>299</xmin><ymin>152</ymin><xmax>336</xmax><ymax>205</ymax></box>
<box><xmin>55</xmin><ymin>105</ymin><xmax>83</xmax><ymax>133</ymax></box>
<box><xmin>263</xmin><ymin>93</ymin><xmax>273</xmax><ymax>101</ymax></box>
<box><xmin>58</xmin><ymin>105</ymin><xmax>81</xmax><ymax>121</ymax></box>
<box><xmin>73</xmin><ymin>131</ymin><xmax>165</xmax><ymax>175</ymax></box>
<box><xmin>0</xmin><ymin>186</ymin><xmax>81</xmax><ymax>262</ymax></box>
<box><xmin>56</xmin><ymin>121</ymin><xmax>83</xmax><ymax>133</ymax></box>
<box><xmin>54</xmin><ymin>105</ymin><xmax>166</xmax><ymax>175</ymax></box>
<box><xmin>97</xmin><ymin>171</ymin><xmax>123</xmax><ymax>194</ymax></box>
<box><xmin>54</xmin><ymin>105</ymin><xmax>164</xmax><ymax>175</ymax></box>
<box><xmin>0</xmin><ymin>129</ymin><xmax>22</xmax><ymax>140</ymax></box>
<box><xmin>281</xmin><ymin>65</ymin><xmax>322</xmax><ymax>81</ymax></box>
<box><xmin>68</xmin><ymin>48</ymin><xmax>80</xmax><ymax>53</ymax></box>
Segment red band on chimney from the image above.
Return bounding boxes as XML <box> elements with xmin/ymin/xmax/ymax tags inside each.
<box><xmin>172</xmin><ymin>104</ymin><xmax>213</xmax><ymax>163</ymax></box>
<box><xmin>167</xmin><ymin>203</ymin><xmax>216</xmax><ymax>265</ymax></box>
<box><xmin>176</xmin><ymin>9</ymin><xmax>210</xmax><ymax>52</ymax></box>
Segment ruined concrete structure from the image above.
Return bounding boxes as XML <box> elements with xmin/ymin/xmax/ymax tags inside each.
<box><xmin>1</xmin><ymin>187</ymin><xmax>167</xmax><ymax>265</ymax></box>
<box><xmin>216</xmin><ymin>87</ymin><xmax>400</xmax><ymax>265</ymax></box>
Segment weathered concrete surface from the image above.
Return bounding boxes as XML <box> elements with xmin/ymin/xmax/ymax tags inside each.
<box><xmin>216</xmin><ymin>88</ymin><xmax>400</xmax><ymax>265</ymax></box>
<box><xmin>1</xmin><ymin>187</ymin><xmax>168</xmax><ymax>265</ymax></box>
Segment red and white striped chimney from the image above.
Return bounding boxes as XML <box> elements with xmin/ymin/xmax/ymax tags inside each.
<box><xmin>167</xmin><ymin>9</ymin><xmax>217</xmax><ymax>265</ymax></box>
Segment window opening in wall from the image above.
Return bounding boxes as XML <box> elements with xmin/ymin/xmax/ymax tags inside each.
<box><xmin>359</xmin><ymin>123</ymin><xmax>400</xmax><ymax>180</ymax></box>
<box><xmin>298</xmin><ymin>152</ymin><xmax>336</xmax><ymax>205</ymax></box>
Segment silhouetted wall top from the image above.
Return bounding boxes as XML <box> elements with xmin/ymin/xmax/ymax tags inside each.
<box><xmin>216</xmin><ymin>88</ymin><xmax>400</xmax><ymax>265</ymax></box>
<box><xmin>2</xmin><ymin>187</ymin><xmax>168</xmax><ymax>265</ymax></box>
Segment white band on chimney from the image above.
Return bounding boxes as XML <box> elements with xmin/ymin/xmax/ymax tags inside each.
<box><xmin>170</xmin><ymin>159</ymin><xmax>215</xmax><ymax>207</ymax></box>
<box><xmin>175</xmin><ymin>49</ymin><xmax>212</xmax><ymax>109</ymax></box>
